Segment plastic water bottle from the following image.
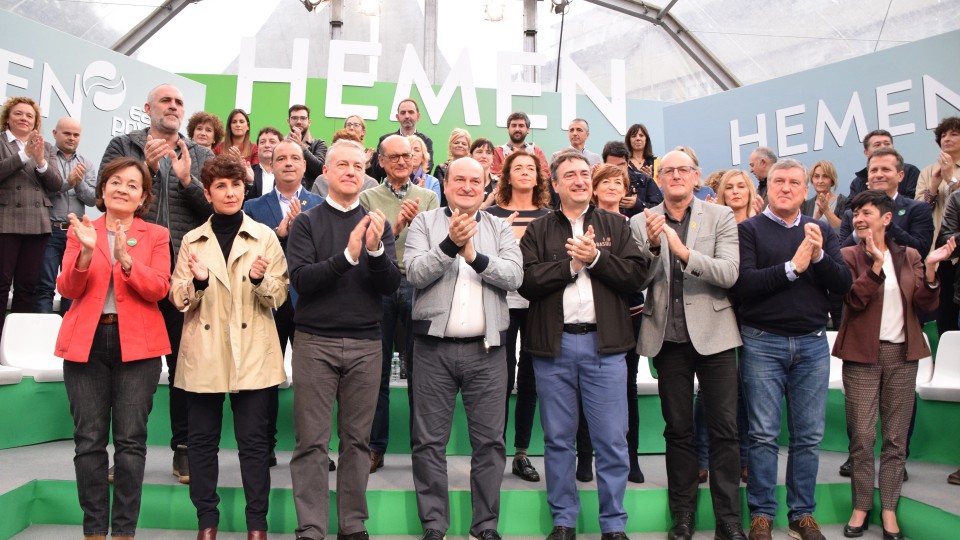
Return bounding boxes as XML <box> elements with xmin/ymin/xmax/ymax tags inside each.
<box><xmin>390</xmin><ymin>352</ymin><xmax>401</xmax><ymax>384</ymax></box>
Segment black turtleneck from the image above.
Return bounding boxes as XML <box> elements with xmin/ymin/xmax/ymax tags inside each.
<box><xmin>193</xmin><ymin>211</ymin><xmax>245</xmax><ymax>291</ymax></box>
<box><xmin>211</xmin><ymin>210</ymin><xmax>244</xmax><ymax>260</ymax></box>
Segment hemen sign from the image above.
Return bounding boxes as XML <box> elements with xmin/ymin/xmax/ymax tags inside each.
<box><xmin>664</xmin><ymin>29</ymin><xmax>960</xmax><ymax>184</ymax></box>
<box><xmin>729</xmin><ymin>75</ymin><xmax>960</xmax><ymax>163</ymax></box>
<box><xmin>235</xmin><ymin>36</ymin><xmax>627</xmax><ymax>134</ymax></box>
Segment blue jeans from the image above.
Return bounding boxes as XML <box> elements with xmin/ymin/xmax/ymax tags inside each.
<box><xmin>740</xmin><ymin>325</ymin><xmax>829</xmax><ymax>522</ymax></box>
<box><xmin>36</xmin><ymin>226</ymin><xmax>71</xmax><ymax>314</ymax></box>
<box><xmin>369</xmin><ymin>276</ymin><xmax>414</xmax><ymax>453</ymax></box>
<box><xmin>533</xmin><ymin>332</ymin><xmax>629</xmax><ymax>533</ymax></box>
<box><xmin>62</xmin><ymin>323</ymin><xmax>160</xmax><ymax>537</ymax></box>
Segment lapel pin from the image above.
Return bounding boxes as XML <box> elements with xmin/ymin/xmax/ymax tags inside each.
<box><xmin>127</xmin><ymin>238</ymin><xmax>137</xmax><ymax>247</ymax></box>
<box><xmin>898</xmin><ymin>208</ymin><xmax>906</xmax><ymax>216</ymax></box>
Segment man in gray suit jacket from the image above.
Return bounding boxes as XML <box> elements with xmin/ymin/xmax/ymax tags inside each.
<box><xmin>630</xmin><ymin>150</ymin><xmax>745</xmax><ymax>540</ymax></box>
<box><xmin>404</xmin><ymin>157</ymin><xmax>523</xmax><ymax>540</ymax></box>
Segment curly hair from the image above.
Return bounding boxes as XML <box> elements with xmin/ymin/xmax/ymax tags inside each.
<box><xmin>187</xmin><ymin>111</ymin><xmax>224</xmax><ymax>148</ymax></box>
<box><xmin>200</xmin><ymin>154</ymin><xmax>248</xmax><ymax>190</ymax></box>
<box><xmin>936</xmin><ymin>117</ymin><xmax>960</xmax><ymax>148</ymax></box>
<box><xmin>0</xmin><ymin>96</ymin><xmax>42</xmax><ymax>134</ymax></box>
<box><xmin>95</xmin><ymin>157</ymin><xmax>154</xmax><ymax>218</ymax></box>
<box><xmin>497</xmin><ymin>150</ymin><xmax>550</xmax><ymax>208</ymax></box>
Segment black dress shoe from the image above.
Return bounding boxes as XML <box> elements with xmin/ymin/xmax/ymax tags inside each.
<box><xmin>839</xmin><ymin>457</ymin><xmax>852</xmax><ymax>477</ymax></box>
<box><xmin>715</xmin><ymin>521</ymin><xmax>747</xmax><ymax>540</ymax></box>
<box><xmin>337</xmin><ymin>531</ymin><xmax>370</xmax><ymax>540</ymax></box>
<box><xmin>628</xmin><ymin>461</ymin><xmax>645</xmax><ymax>483</ymax></box>
<box><xmin>668</xmin><ymin>511</ymin><xmax>694</xmax><ymax>540</ymax></box>
<box><xmin>575</xmin><ymin>456</ymin><xmax>593</xmax><ymax>482</ymax></box>
<box><xmin>329</xmin><ymin>456</ymin><xmax>337</xmax><ymax>471</ymax></box>
<box><xmin>843</xmin><ymin>514</ymin><xmax>869</xmax><ymax>538</ymax></box>
<box><xmin>599</xmin><ymin>533</ymin><xmax>628</xmax><ymax>540</ymax></box>
<box><xmin>421</xmin><ymin>529</ymin><xmax>445</xmax><ymax>540</ymax></box>
<box><xmin>882</xmin><ymin>528</ymin><xmax>904</xmax><ymax>540</ymax></box>
<box><xmin>268</xmin><ymin>450</ymin><xmax>277</xmax><ymax>468</ymax></box>
<box><xmin>546</xmin><ymin>525</ymin><xmax>576</xmax><ymax>540</ymax></box>
<box><xmin>902</xmin><ymin>468</ymin><xmax>908</xmax><ymax>482</ymax></box>
<box><xmin>470</xmin><ymin>530</ymin><xmax>502</xmax><ymax>540</ymax></box>
<box><xmin>512</xmin><ymin>455</ymin><xmax>541</xmax><ymax>482</ymax></box>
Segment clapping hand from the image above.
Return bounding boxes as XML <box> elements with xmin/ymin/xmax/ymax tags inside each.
<box><xmin>644</xmin><ymin>208</ymin><xmax>665</xmax><ymax>249</ymax></box>
<box><xmin>366</xmin><ymin>209</ymin><xmax>386</xmax><ymax>251</ymax></box>
<box><xmin>249</xmin><ymin>255</ymin><xmax>269</xmax><ymax>281</ymax></box>
<box><xmin>187</xmin><ymin>252</ymin><xmax>209</xmax><ymax>281</ymax></box>
<box><xmin>25</xmin><ymin>130</ymin><xmax>46</xmax><ymax>167</ymax></box>
<box><xmin>113</xmin><ymin>220</ymin><xmax>133</xmax><ymax>274</ymax></box>
<box><xmin>67</xmin><ymin>213</ymin><xmax>96</xmax><ymax>251</ymax></box>
<box><xmin>566</xmin><ymin>224</ymin><xmax>598</xmax><ymax>273</ymax></box>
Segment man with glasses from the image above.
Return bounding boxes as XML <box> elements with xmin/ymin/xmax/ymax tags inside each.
<box><xmin>630</xmin><ymin>151</ymin><xmax>746</xmax><ymax>540</ymax></box>
<box><xmin>733</xmin><ymin>159</ymin><xmax>851</xmax><ymax>540</ymax></box>
<box><xmin>359</xmin><ymin>134</ymin><xmax>439</xmax><ymax>473</ymax></box>
<box><xmin>286</xmin><ymin>104</ymin><xmax>328</xmax><ymax>189</ymax></box>
<box><xmin>367</xmin><ymin>98</ymin><xmax>434</xmax><ymax>181</ymax></box>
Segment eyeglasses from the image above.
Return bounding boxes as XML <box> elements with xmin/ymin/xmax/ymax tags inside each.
<box><xmin>345</xmin><ymin>122</ymin><xmax>363</xmax><ymax>129</ymax></box>
<box><xmin>289</xmin><ymin>115</ymin><xmax>309</xmax><ymax>121</ymax></box>
<box><xmin>659</xmin><ymin>166</ymin><xmax>696</xmax><ymax>177</ymax></box>
<box><xmin>384</xmin><ymin>153</ymin><xmax>412</xmax><ymax>163</ymax></box>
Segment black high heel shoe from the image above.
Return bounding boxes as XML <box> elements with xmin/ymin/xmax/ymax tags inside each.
<box><xmin>843</xmin><ymin>511</ymin><xmax>870</xmax><ymax>538</ymax></box>
<box><xmin>882</xmin><ymin>529</ymin><xmax>904</xmax><ymax>540</ymax></box>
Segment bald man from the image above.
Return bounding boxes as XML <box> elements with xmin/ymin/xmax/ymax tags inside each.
<box><xmin>405</xmin><ymin>157</ymin><xmax>523</xmax><ymax>540</ymax></box>
<box><xmin>36</xmin><ymin>117</ymin><xmax>97</xmax><ymax>314</ymax></box>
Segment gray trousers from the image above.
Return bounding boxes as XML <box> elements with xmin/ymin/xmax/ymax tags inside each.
<box><xmin>290</xmin><ymin>332</ymin><xmax>381</xmax><ymax>539</ymax></box>
<box><xmin>411</xmin><ymin>336</ymin><xmax>507</xmax><ymax>535</ymax></box>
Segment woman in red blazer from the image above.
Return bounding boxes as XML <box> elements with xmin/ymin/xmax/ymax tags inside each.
<box><xmin>55</xmin><ymin>156</ymin><xmax>172</xmax><ymax>540</ymax></box>
<box><xmin>834</xmin><ymin>190</ymin><xmax>953</xmax><ymax>540</ymax></box>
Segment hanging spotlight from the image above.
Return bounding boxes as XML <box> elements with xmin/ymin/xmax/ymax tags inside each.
<box><xmin>301</xmin><ymin>0</ymin><xmax>327</xmax><ymax>12</ymax></box>
<box><xmin>551</xmin><ymin>0</ymin><xmax>571</xmax><ymax>15</ymax></box>
<box><xmin>484</xmin><ymin>1</ymin><xmax>505</xmax><ymax>22</ymax></box>
<box><xmin>358</xmin><ymin>0</ymin><xmax>380</xmax><ymax>16</ymax></box>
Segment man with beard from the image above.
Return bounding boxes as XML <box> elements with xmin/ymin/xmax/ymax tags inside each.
<box><xmin>492</xmin><ymin>111</ymin><xmax>549</xmax><ymax>181</ymax></box>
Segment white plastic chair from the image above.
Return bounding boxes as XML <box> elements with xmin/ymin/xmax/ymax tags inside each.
<box><xmin>280</xmin><ymin>339</ymin><xmax>293</xmax><ymax>389</ymax></box>
<box><xmin>158</xmin><ymin>356</ymin><xmax>170</xmax><ymax>385</ymax></box>
<box><xmin>918</xmin><ymin>331</ymin><xmax>960</xmax><ymax>402</ymax></box>
<box><xmin>0</xmin><ymin>313</ymin><xmax>64</xmax><ymax>382</ymax></box>
<box><xmin>0</xmin><ymin>364</ymin><xmax>23</xmax><ymax>385</ymax></box>
<box><xmin>636</xmin><ymin>357</ymin><xmax>659</xmax><ymax>395</ymax></box>
<box><xmin>826</xmin><ymin>331</ymin><xmax>844</xmax><ymax>390</ymax></box>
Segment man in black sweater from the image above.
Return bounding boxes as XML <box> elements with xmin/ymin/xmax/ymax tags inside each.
<box><xmin>732</xmin><ymin>158</ymin><xmax>852</xmax><ymax>540</ymax></box>
<box><xmin>286</xmin><ymin>139</ymin><xmax>401</xmax><ymax>540</ymax></box>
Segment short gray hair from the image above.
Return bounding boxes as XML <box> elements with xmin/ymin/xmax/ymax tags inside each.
<box><xmin>327</xmin><ymin>139</ymin><xmax>365</xmax><ymax>162</ymax></box>
<box><xmin>768</xmin><ymin>158</ymin><xmax>807</xmax><ymax>184</ymax></box>
<box><xmin>752</xmin><ymin>146</ymin><xmax>778</xmax><ymax>164</ymax></box>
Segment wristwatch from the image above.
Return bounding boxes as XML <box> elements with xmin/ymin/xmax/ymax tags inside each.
<box><xmin>950</xmin><ymin>176</ymin><xmax>958</xmax><ymax>186</ymax></box>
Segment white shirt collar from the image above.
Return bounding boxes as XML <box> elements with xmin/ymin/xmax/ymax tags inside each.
<box><xmin>325</xmin><ymin>197</ymin><xmax>361</xmax><ymax>212</ymax></box>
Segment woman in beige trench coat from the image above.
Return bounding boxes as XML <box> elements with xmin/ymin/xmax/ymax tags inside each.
<box><xmin>170</xmin><ymin>155</ymin><xmax>288</xmax><ymax>540</ymax></box>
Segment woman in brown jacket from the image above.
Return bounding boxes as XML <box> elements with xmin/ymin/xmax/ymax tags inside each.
<box><xmin>834</xmin><ymin>190</ymin><xmax>954</xmax><ymax>540</ymax></box>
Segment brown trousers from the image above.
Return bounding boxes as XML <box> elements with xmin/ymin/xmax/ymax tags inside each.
<box><xmin>842</xmin><ymin>342</ymin><xmax>917</xmax><ymax>511</ymax></box>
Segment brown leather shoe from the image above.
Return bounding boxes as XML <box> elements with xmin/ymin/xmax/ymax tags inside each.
<box><xmin>949</xmin><ymin>468</ymin><xmax>960</xmax><ymax>485</ymax></box>
<box><xmin>369</xmin><ymin>450</ymin><xmax>383</xmax><ymax>474</ymax></box>
<box><xmin>740</xmin><ymin>467</ymin><xmax>749</xmax><ymax>484</ymax></box>
<box><xmin>197</xmin><ymin>527</ymin><xmax>217</xmax><ymax>540</ymax></box>
<box><xmin>176</xmin><ymin>445</ymin><xmax>191</xmax><ymax>484</ymax></box>
<box><xmin>247</xmin><ymin>531</ymin><xmax>267</xmax><ymax>540</ymax></box>
<box><xmin>748</xmin><ymin>516</ymin><xmax>772</xmax><ymax>540</ymax></box>
<box><xmin>698</xmin><ymin>468</ymin><xmax>708</xmax><ymax>484</ymax></box>
<box><xmin>85</xmin><ymin>536</ymin><xmax>107</xmax><ymax>540</ymax></box>
<box><xmin>113</xmin><ymin>537</ymin><xmax>134</xmax><ymax>540</ymax></box>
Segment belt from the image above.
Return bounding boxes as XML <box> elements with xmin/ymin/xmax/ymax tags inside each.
<box><xmin>52</xmin><ymin>221</ymin><xmax>69</xmax><ymax>231</ymax></box>
<box><xmin>563</xmin><ymin>323</ymin><xmax>597</xmax><ymax>334</ymax></box>
<box><xmin>99</xmin><ymin>313</ymin><xmax>119</xmax><ymax>325</ymax></box>
<box><xmin>435</xmin><ymin>335</ymin><xmax>485</xmax><ymax>344</ymax></box>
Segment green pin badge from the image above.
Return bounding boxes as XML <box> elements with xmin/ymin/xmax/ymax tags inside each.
<box><xmin>127</xmin><ymin>238</ymin><xmax>137</xmax><ymax>247</ymax></box>
<box><xmin>898</xmin><ymin>209</ymin><xmax>906</xmax><ymax>216</ymax></box>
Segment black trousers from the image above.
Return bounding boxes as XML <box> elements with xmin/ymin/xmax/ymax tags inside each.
<box><xmin>159</xmin><ymin>298</ymin><xmax>188</xmax><ymax>449</ymax></box>
<box><xmin>654</xmin><ymin>341</ymin><xmax>741</xmax><ymax>523</ymax></box>
<box><xmin>505</xmin><ymin>308</ymin><xmax>538</xmax><ymax>449</ymax></box>
<box><xmin>186</xmin><ymin>388</ymin><xmax>274</xmax><ymax>531</ymax></box>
